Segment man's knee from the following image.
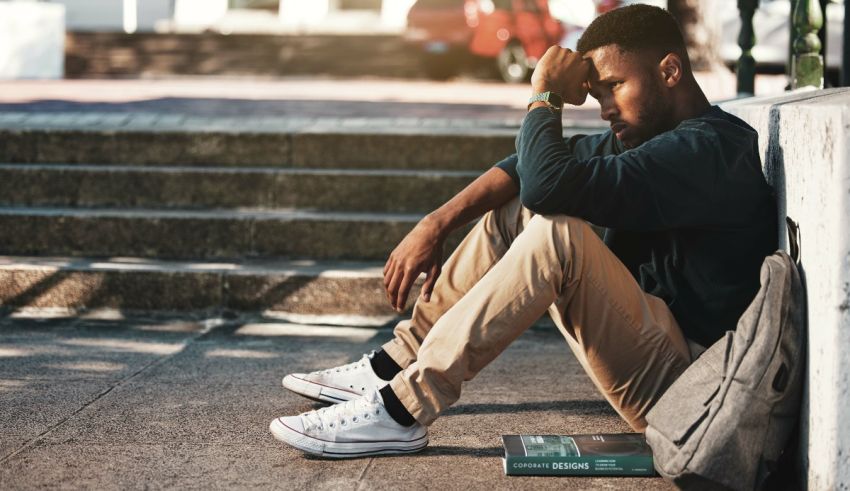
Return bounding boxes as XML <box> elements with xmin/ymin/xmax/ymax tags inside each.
<box><xmin>481</xmin><ymin>196</ymin><xmax>529</xmax><ymax>243</ymax></box>
<box><xmin>524</xmin><ymin>213</ymin><xmax>594</xmax><ymax>244</ymax></box>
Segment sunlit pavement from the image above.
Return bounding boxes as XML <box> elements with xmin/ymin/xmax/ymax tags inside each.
<box><xmin>0</xmin><ymin>72</ymin><xmax>788</xmax><ymax>129</ymax></box>
<box><xmin>0</xmin><ymin>313</ymin><xmax>675</xmax><ymax>490</ymax></box>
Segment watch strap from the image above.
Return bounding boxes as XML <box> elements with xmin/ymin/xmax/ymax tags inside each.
<box><xmin>528</xmin><ymin>91</ymin><xmax>564</xmax><ymax>111</ymax></box>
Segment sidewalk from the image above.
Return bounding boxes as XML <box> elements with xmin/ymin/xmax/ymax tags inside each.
<box><xmin>0</xmin><ymin>72</ymin><xmax>788</xmax><ymax>133</ymax></box>
<box><xmin>0</xmin><ymin>314</ymin><xmax>673</xmax><ymax>490</ymax></box>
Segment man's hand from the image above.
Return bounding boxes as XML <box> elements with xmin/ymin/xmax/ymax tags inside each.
<box><xmin>383</xmin><ymin>218</ymin><xmax>444</xmax><ymax>312</ymax></box>
<box><xmin>530</xmin><ymin>46</ymin><xmax>591</xmax><ymax>106</ymax></box>
<box><xmin>381</xmin><ymin>167</ymin><xmax>519</xmax><ymax>313</ymax></box>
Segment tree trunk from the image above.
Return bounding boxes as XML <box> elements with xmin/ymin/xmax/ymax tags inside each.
<box><xmin>667</xmin><ymin>0</ymin><xmax>723</xmax><ymax>71</ymax></box>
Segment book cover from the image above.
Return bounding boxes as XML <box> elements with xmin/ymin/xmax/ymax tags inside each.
<box><xmin>502</xmin><ymin>433</ymin><xmax>656</xmax><ymax>476</ymax></box>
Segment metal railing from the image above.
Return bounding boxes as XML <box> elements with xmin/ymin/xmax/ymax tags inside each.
<box><xmin>734</xmin><ymin>0</ymin><xmax>849</xmax><ymax>94</ymax></box>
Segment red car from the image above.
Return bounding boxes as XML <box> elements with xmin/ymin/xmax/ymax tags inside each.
<box><xmin>406</xmin><ymin>0</ymin><xmax>566</xmax><ymax>82</ymax></box>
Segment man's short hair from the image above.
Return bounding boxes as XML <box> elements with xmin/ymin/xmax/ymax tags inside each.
<box><xmin>576</xmin><ymin>4</ymin><xmax>688</xmax><ymax>64</ymax></box>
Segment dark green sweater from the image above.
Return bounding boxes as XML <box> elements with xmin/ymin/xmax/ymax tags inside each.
<box><xmin>496</xmin><ymin>106</ymin><xmax>778</xmax><ymax>347</ymax></box>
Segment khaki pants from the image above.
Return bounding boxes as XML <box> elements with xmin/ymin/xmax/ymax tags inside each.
<box><xmin>381</xmin><ymin>197</ymin><xmax>693</xmax><ymax>431</ymax></box>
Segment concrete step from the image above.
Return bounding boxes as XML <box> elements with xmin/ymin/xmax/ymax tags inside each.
<box><xmin>0</xmin><ymin>207</ymin><xmax>466</xmax><ymax>261</ymax></box>
<box><xmin>0</xmin><ymin>256</ymin><xmax>415</xmax><ymax>317</ymax></box>
<box><xmin>0</xmin><ymin>126</ymin><xmax>520</xmax><ymax>169</ymax></box>
<box><xmin>0</xmin><ymin>123</ymin><xmax>604</xmax><ymax>169</ymax></box>
<box><xmin>0</xmin><ymin>164</ymin><xmax>478</xmax><ymax>213</ymax></box>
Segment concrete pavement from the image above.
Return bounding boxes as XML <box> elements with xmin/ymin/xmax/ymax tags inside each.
<box><xmin>0</xmin><ymin>72</ymin><xmax>788</xmax><ymax>128</ymax></box>
<box><xmin>0</xmin><ymin>314</ymin><xmax>673</xmax><ymax>490</ymax></box>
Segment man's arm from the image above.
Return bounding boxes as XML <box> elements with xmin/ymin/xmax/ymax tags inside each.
<box><xmin>383</xmin><ymin>46</ymin><xmax>592</xmax><ymax>312</ymax></box>
<box><xmin>514</xmin><ymin>46</ymin><xmax>727</xmax><ymax>230</ymax></box>
<box><xmin>383</xmin><ymin>167</ymin><xmax>518</xmax><ymax>312</ymax></box>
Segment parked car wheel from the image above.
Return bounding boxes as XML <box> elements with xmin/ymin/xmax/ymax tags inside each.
<box><xmin>497</xmin><ymin>41</ymin><xmax>531</xmax><ymax>83</ymax></box>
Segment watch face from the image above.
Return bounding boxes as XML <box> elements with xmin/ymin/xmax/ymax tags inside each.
<box><xmin>547</xmin><ymin>92</ymin><xmax>564</xmax><ymax>107</ymax></box>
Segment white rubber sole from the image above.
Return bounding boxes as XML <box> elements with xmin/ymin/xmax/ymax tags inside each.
<box><xmin>269</xmin><ymin>418</ymin><xmax>428</xmax><ymax>458</ymax></box>
<box><xmin>282</xmin><ymin>374</ymin><xmax>362</xmax><ymax>404</ymax></box>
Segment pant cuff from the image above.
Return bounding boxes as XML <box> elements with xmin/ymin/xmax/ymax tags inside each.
<box><xmin>380</xmin><ymin>339</ymin><xmax>416</xmax><ymax>370</ymax></box>
<box><xmin>389</xmin><ymin>372</ymin><xmax>433</xmax><ymax>426</ymax></box>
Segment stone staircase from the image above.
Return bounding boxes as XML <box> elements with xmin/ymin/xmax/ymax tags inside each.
<box><xmin>0</xmin><ymin>117</ymin><xmax>595</xmax><ymax>320</ymax></box>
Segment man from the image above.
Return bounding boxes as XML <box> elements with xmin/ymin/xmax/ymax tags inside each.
<box><xmin>269</xmin><ymin>4</ymin><xmax>778</xmax><ymax>458</ymax></box>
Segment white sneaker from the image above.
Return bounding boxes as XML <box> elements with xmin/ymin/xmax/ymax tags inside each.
<box><xmin>269</xmin><ymin>390</ymin><xmax>428</xmax><ymax>458</ymax></box>
<box><xmin>282</xmin><ymin>351</ymin><xmax>388</xmax><ymax>404</ymax></box>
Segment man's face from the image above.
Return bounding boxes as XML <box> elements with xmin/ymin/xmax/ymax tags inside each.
<box><xmin>584</xmin><ymin>45</ymin><xmax>673</xmax><ymax>149</ymax></box>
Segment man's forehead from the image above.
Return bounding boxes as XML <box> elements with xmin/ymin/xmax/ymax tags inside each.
<box><xmin>582</xmin><ymin>45</ymin><xmax>625</xmax><ymax>67</ymax></box>
<box><xmin>581</xmin><ymin>48</ymin><xmax>611</xmax><ymax>84</ymax></box>
<box><xmin>581</xmin><ymin>45</ymin><xmax>640</xmax><ymax>80</ymax></box>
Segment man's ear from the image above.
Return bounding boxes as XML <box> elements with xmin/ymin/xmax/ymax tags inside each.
<box><xmin>658</xmin><ymin>53</ymin><xmax>683</xmax><ymax>88</ymax></box>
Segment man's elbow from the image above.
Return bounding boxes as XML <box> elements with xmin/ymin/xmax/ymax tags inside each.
<box><xmin>519</xmin><ymin>187</ymin><xmax>559</xmax><ymax>215</ymax></box>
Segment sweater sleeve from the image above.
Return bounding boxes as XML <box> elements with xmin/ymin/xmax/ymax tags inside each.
<box><xmin>493</xmin><ymin>153</ymin><xmax>520</xmax><ymax>186</ymax></box>
<box><xmin>516</xmin><ymin>107</ymin><xmax>721</xmax><ymax>230</ymax></box>
<box><xmin>493</xmin><ymin>128</ymin><xmax>600</xmax><ymax>187</ymax></box>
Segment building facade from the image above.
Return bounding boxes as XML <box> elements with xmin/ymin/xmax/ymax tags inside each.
<box><xmin>40</xmin><ymin>0</ymin><xmax>416</xmax><ymax>34</ymax></box>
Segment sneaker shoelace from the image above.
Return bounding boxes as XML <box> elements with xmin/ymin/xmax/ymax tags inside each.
<box><xmin>302</xmin><ymin>391</ymin><xmax>382</xmax><ymax>432</ymax></box>
<box><xmin>314</xmin><ymin>350</ymin><xmax>376</xmax><ymax>376</ymax></box>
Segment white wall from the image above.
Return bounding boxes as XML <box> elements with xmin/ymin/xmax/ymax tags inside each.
<box><xmin>41</xmin><ymin>0</ymin><xmax>409</xmax><ymax>34</ymax></box>
<box><xmin>278</xmin><ymin>0</ymin><xmax>331</xmax><ymax>29</ymax></box>
<box><xmin>173</xmin><ymin>0</ymin><xmax>228</xmax><ymax>29</ymax></box>
<box><xmin>0</xmin><ymin>3</ymin><xmax>65</xmax><ymax>79</ymax></box>
<box><xmin>380</xmin><ymin>0</ymin><xmax>416</xmax><ymax>30</ymax></box>
<box><xmin>722</xmin><ymin>88</ymin><xmax>850</xmax><ymax>490</ymax></box>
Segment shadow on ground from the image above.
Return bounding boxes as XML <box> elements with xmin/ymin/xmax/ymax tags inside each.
<box><xmin>0</xmin><ymin>312</ymin><xmax>671</xmax><ymax>490</ymax></box>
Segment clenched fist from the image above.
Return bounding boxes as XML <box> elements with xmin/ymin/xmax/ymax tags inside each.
<box><xmin>530</xmin><ymin>46</ymin><xmax>591</xmax><ymax>106</ymax></box>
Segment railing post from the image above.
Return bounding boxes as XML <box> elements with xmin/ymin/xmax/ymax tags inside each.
<box><xmin>791</xmin><ymin>0</ymin><xmax>824</xmax><ymax>89</ymax></box>
<box><xmin>818</xmin><ymin>0</ymin><xmax>828</xmax><ymax>77</ymax></box>
<box><xmin>788</xmin><ymin>0</ymin><xmax>798</xmax><ymax>77</ymax></box>
<box><xmin>737</xmin><ymin>0</ymin><xmax>759</xmax><ymax>96</ymax></box>
<box><xmin>842</xmin><ymin>0</ymin><xmax>850</xmax><ymax>86</ymax></box>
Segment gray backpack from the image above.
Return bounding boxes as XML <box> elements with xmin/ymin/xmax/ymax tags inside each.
<box><xmin>645</xmin><ymin>218</ymin><xmax>805</xmax><ymax>490</ymax></box>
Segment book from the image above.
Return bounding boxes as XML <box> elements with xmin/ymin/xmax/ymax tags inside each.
<box><xmin>501</xmin><ymin>433</ymin><xmax>656</xmax><ymax>476</ymax></box>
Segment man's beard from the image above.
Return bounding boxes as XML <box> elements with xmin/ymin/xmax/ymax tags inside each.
<box><xmin>628</xmin><ymin>85</ymin><xmax>674</xmax><ymax>148</ymax></box>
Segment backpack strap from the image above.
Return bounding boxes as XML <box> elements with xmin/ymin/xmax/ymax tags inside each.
<box><xmin>785</xmin><ymin>216</ymin><xmax>801</xmax><ymax>264</ymax></box>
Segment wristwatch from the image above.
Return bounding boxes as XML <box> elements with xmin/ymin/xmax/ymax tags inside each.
<box><xmin>527</xmin><ymin>91</ymin><xmax>564</xmax><ymax>112</ymax></box>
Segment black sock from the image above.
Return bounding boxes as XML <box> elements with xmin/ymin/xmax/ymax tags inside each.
<box><xmin>379</xmin><ymin>385</ymin><xmax>417</xmax><ymax>427</ymax></box>
<box><xmin>369</xmin><ymin>349</ymin><xmax>402</xmax><ymax>381</ymax></box>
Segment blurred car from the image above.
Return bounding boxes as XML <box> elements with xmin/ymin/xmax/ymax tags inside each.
<box><xmin>405</xmin><ymin>0</ymin><xmax>566</xmax><ymax>82</ymax></box>
<box><xmin>719</xmin><ymin>0</ymin><xmax>845</xmax><ymax>71</ymax></box>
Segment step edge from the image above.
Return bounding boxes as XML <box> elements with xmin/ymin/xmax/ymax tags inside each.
<box><xmin>0</xmin><ymin>163</ymin><xmax>483</xmax><ymax>177</ymax></box>
<box><xmin>0</xmin><ymin>206</ymin><xmax>424</xmax><ymax>222</ymax></box>
<box><xmin>0</xmin><ymin>256</ymin><xmax>389</xmax><ymax>278</ymax></box>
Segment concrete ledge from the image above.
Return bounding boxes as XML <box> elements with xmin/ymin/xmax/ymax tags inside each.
<box><xmin>0</xmin><ymin>126</ymin><xmax>519</xmax><ymax>169</ymax></box>
<box><xmin>0</xmin><ymin>115</ymin><xmax>602</xmax><ymax>169</ymax></box>
<box><xmin>0</xmin><ymin>256</ymin><xmax>414</xmax><ymax>316</ymax></box>
<box><xmin>0</xmin><ymin>207</ymin><xmax>468</xmax><ymax>261</ymax></box>
<box><xmin>722</xmin><ymin>87</ymin><xmax>850</xmax><ymax>490</ymax></box>
<box><xmin>0</xmin><ymin>164</ymin><xmax>477</xmax><ymax>213</ymax></box>
<box><xmin>288</xmin><ymin>131</ymin><xmax>517</xmax><ymax>169</ymax></box>
<box><xmin>0</xmin><ymin>128</ymin><xmax>293</xmax><ymax>167</ymax></box>
<box><xmin>0</xmin><ymin>207</ymin><xmax>442</xmax><ymax>261</ymax></box>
